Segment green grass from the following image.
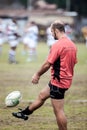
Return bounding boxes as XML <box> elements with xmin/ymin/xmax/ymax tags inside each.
<box><xmin>0</xmin><ymin>42</ymin><xmax>87</xmax><ymax>130</ymax></box>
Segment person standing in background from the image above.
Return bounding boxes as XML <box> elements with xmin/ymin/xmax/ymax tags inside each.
<box><xmin>0</xmin><ymin>19</ymin><xmax>5</xmax><ymax>55</ymax></box>
<box><xmin>81</xmin><ymin>26</ymin><xmax>87</xmax><ymax>47</ymax></box>
<box><xmin>64</xmin><ymin>23</ymin><xmax>75</xmax><ymax>41</ymax></box>
<box><xmin>46</xmin><ymin>25</ymin><xmax>56</xmax><ymax>49</ymax></box>
<box><xmin>26</xmin><ymin>21</ymin><xmax>39</xmax><ymax>62</ymax></box>
<box><xmin>22</xmin><ymin>22</ymin><xmax>31</xmax><ymax>56</ymax></box>
<box><xmin>6</xmin><ymin>18</ymin><xmax>20</xmax><ymax>64</ymax></box>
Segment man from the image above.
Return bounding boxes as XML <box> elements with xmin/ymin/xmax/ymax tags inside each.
<box><xmin>22</xmin><ymin>22</ymin><xmax>31</xmax><ymax>55</ymax></box>
<box><xmin>6</xmin><ymin>18</ymin><xmax>20</xmax><ymax>64</ymax></box>
<box><xmin>26</xmin><ymin>21</ymin><xmax>39</xmax><ymax>62</ymax></box>
<box><xmin>81</xmin><ymin>26</ymin><xmax>87</xmax><ymax>47</ymax></box>
<box><xmin>12</xmin><ymin>20</ymin><xmax>77</xmax><ymax>130</ymax></box>
<box><xmin>0</xmin><ymin>18</ymin><xmax>5</xmax><ymax>55</ymax></box>
<box><xmin>46</xmin><ymin>25</ymin><xmax>56</xmax><ymax>49</ymax></box>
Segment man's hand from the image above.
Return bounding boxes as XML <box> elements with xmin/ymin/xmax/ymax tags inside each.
<box><xmin>32</xmin><ymin>73</ymin><xmax>40</xmax><ymax>84</ymax></box>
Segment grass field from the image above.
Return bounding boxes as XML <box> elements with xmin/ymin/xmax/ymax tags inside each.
<box><xmin>0</xmin><ymin>42</ymin><xmax>87</xmax><ymax>130</ymax></box>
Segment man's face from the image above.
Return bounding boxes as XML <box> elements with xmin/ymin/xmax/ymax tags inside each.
<box><xmin>51</xmin><ymin>28</ymin><xmax>58</xmax><ymax>40</ymax></box>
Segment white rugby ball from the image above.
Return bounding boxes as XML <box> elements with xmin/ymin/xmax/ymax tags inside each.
<box><xmin>5</xmin><ymin>91</ymin><xmax>22</xmax><ymax>107</ymax></box>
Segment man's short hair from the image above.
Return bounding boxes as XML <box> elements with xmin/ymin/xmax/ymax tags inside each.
<box><xmin>51</xmin><ymin>20</ymin><xmax>65</xmax><ymax>32</ymax></box>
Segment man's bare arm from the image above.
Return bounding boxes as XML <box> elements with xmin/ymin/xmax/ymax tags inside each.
<box><xmin>32</xmin><ymin>60</ymin><xmax>51</xmax><ymax>84</ymax></box>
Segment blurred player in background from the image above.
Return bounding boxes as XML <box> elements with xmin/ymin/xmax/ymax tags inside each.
<box><xmin>46</xmin><ymin>25</ymin><xmax>56</xmax><ymax>49</ymax></box>
<box><xmin>22</xmin><ymin>21</ymin><xmax>39</xmax><ymax>62</ymax></box>
<box><xmin>64</xmin><ymin>23</ymin><xmax>75</xmax><ymax>41</ymax></box>
<box><xmin>6</xmin><ymin>18</ymin><xmax>20</xmax><ymax>64</ymax></box>
<box><xmin>22</xmin><ymin>22</ymin><xmax>31</xmax><ymax>55</ymax></box>
<box><xmin>26</xmin><ymin>21</ymin><xmax>39</xmax><ymax>62</ymax></box>
<box><xmin>0</xmin><ymin>18</ymin><xmax>5</xmax><ymax>55</ymax></box>
<box><xmin>81</xmin><ymin>26</ymin><xmax>87</xmax><ymax>47</ymax></box>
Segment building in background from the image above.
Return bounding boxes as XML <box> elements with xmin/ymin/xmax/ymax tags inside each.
<box><xmin>2</xmin><ymin>0</ymin><xmax>87</xmax><ymax>42</ymax></box>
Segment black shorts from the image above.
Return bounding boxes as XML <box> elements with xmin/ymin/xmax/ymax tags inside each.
<box><xmin>49</xmin><ymin>82</ymin><xmax>68</xmax><ymax>99</ymax></box>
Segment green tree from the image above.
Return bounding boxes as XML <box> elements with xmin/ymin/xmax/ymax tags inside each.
<box><xmin>71</xmin><ymin>0</ymin><xmax>87</xmax><ymax>16</ymax></box>
<box><xmin>46</xmin><ymin>0</ymin><xmax>87</xmax><ymax>16</ymax></box>
<box><xmin>20</xmin><ymin>0</ymin><xmax>27</xmax><ymax>7</ymax></box>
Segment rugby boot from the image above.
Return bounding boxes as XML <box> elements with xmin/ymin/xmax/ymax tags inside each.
<box><xmin>12</xmin><ymin>108</ymin><xmax>28</xmax><ymax>120</ymax></box>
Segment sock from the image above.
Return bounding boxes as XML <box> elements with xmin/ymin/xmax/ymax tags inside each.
<box><xmin>28</xmin><ymin>49</ymin><xmax>37</xmax><ymax>61</ymax></box>
<box><xmin>8</xmin><ymin>49</ymin><xmax>16</xmax><ymax>62</ymax></box>
<box><xmin>0</xmin><ymin>46</ymin><xmax>2</xmax><ymax>55</ymax></box>
<box><xmin>22</xmin><ymin>106</ymin><xmax>33</xmax><ymax>115</ymax></box>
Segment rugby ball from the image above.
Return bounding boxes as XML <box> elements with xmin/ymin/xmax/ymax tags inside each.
<box><xmin>5</xmin><ymin>91</ymin><xmax>22</xmax><ymax>107</ymax></box>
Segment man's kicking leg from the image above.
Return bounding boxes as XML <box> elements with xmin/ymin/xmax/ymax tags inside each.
<box><xmin>12</xmin><ymin>85</ymin><xmax>50</xmax><ymax>120</ymax></box>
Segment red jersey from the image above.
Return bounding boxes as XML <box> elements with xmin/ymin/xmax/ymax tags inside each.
<box><xmin>47</xmin><ymin>36</ymin><xmax>77</xmax><ymax>89</ymax></box>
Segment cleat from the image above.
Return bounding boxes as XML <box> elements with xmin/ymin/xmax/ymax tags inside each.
<box><xmin>12</xmin><ymin>110</ymin><xmax>28</xmax><ymax>120</ymax></box>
